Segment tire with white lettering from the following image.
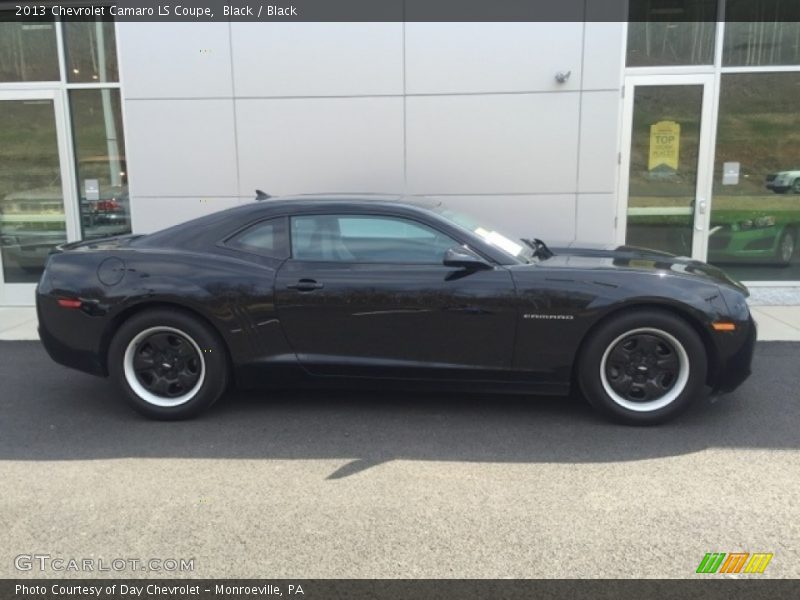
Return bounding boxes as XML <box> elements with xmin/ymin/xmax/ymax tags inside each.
<box><xmin>108</xmin><ymin>308</ymin><xmax>228</xmax><ymax>420</ymax></box>
<box><xmin>577</xmin><ymin>308</ymin><xmax>707</xmax><ymax>425</ymax></box>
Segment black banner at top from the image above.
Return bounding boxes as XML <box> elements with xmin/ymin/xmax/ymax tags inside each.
<box><xmin>1</xmin><ymin>0</ymin><xmax>799</xmax><ymax>23</ymax></box>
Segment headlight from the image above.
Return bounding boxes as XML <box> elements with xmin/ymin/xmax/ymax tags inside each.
<box><xmin>754</xmin><ymin>216</ymin><xmax>776</xmax><ymax>228</ymax></box>
<box><xmin>718</xmin><ymin>285</ymin><xmax>750</xmax><ymax>321</ymax></box>
<box><xmin>738</xmin><ymin>216</ymin><xmax>776</xmax><ymax>230</ymax></box>
<box><xmin>0</xmin><ymin>234</ymin><xmax>17</xmax><ymax>247</ymax></box>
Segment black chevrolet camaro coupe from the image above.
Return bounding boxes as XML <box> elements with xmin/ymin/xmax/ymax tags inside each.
<box><xmin>37</xmin><ymin>194</ymin><xmax>756</xmax><ymax>424</ymax></box>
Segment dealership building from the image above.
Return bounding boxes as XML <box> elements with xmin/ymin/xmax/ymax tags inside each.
<box><xmin>1</xmin><ymin>1</ymin><xmax>800</xmax><ymax>305</ymax></box>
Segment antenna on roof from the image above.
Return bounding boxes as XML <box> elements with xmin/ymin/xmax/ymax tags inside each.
<box><xmin>255</xmin><ymin>189</ymin><xmax>271</xmax><ymax>201</ymax></box>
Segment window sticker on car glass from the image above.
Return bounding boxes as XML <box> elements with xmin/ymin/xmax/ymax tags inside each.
<box><xmin>474</xmin><ymin>226</ymin><xmax>523</xmax><ymax>256</ymax></box>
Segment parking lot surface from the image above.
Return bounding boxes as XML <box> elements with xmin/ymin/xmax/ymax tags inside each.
<box><xmin>1</xmin><ymin>341</ymin><xmax>798</xmax><ymax>578</ymax></box>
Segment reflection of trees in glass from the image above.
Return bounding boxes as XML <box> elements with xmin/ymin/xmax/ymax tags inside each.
<box><xmin>69</xmin><ymin>90</ymin><xmax>126</xmax><ymax>189</ymax></box>
<box><xmin>64</xmin><ymin>21</ymin><xmax>118</xmax><ymax>83</ymax></box>
<box><xmin>710</xmin><ymin>72</ymin><xmax>800</xmax><ymax>278</ymax></box>
<box><xmin>724</xmin><ymin>1</ymin><xmax>800</xmax><ymax>66</ymax></box>
<box><xmin>69</xmin><ymin>89</ymin><xmax>130</xmax><ymax>239</ymax></box>
<box><xmin>629</xmin><ymin>86</ymin><xmax>702</xmax><ymax>198</ymax></box>
<box><xmin>714</xmin><ymin>73</ymin><xmax>800</xmax><ymax>196</ymax></box>
<box><xmin>0</xmin><ymin>20</ymin><xmax>59</xmax><ymax>81</ymax></box>
<box><xmin>627</xmin><ymin>1</ymin><xmax>717</xmax><ymax>67</ymax></box>
<box><xmin>0</xmin><ymin>101</ymin><xmax>62</xmax><ymax>202</ymax></box>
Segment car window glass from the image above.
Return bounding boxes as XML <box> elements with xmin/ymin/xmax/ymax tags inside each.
<box><xmin>225</xmin><ymin>218</ymin><xmax>288</xmax><ymax>258</ymax></box>
<box><xmin>291</xmin><ymin>215</ymin><xmax>458</xmax><ymax>263</ymax></box>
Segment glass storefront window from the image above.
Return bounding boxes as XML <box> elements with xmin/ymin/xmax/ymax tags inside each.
<box><xmin>627</xmin><ymin>1</ymin><xmax>717</xmax><ymax>66</ymax></box>
<box><xmin>68</xmin><ymin>89</ymin><xmax>130</xmax><ymax>241</ymax></box>
<box><xmin>0</xmin><ymin>99</ymin><xmax>68</xmax><ymax>283</ymax></box>
<box><xmin>709</xmin><ymin>73</ymin><xmax>800</xmax><ymax>281</ymax></box>
<box><xmin>724</xmin><ymin>1</ymin><xmax>800</xmax><ymax>66</ymax></box>
<box><xmin>626</xmin><ymin>85</ymin><xmax>704</xmax><ymax>256</ymax></box>
<box><xmin>64</xmin><ymin>20</ymin><xmax>119</xmax><ymax>83</ymax></box>
<box><xmin>0</xmin><ymin>18</ymin><xmax>59</xmax><ymax>81</ymax></box>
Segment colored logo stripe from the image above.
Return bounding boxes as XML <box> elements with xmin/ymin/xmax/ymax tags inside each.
<box><xmin>744</xmin><ymin>553</ymin><xmax>773</xmax><ymax>574</ymax></box>
<box><xmin>719</xmin><ymin>553</ymin><xmax>749</xmax><ymax>573</ymax></box>
<box><xmin>696</xmin><ymin>552</ymin><xmax>773</xmax><ymax>574</ymax></box>
<box><xmin>697</xmin><ymin>553</ymin><xmax>726</xmax><ymax>573</ymax></box>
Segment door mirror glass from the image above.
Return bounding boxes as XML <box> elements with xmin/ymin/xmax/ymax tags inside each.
<box><xmin>443</xmin><ymin>246</ymin><xmax>492</xmax><ymax>270</ymax></box>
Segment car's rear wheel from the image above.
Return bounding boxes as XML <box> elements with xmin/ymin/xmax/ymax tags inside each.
<box><xmin>577</xmin><ymin>309</ymin><xmax>707</xmax><ymax>425</ymax></box>
<box><xmin>776</xmin><ymin>228</ymin><xmax>796</xmax><ymax>266</ymax></box>
<box><xmin>792</xmin><ymin>178</ymin><xmax>800</xmax><ymax>194</ymax></box>
<box><xmin>108</xmin><ymin>309</ymin><xmax>229</xmax><ymax>419</ymax></box>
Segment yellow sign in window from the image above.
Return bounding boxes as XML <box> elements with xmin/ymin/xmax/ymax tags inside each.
<box><xmin>648</xmin><ymin>120</ymin><xmax>681</xmax><ymax>171</ymax></box>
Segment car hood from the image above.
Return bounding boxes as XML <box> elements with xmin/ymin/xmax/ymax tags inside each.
<box><xmin>539</xmin><ymin>242</ymin><xmax>749</xmax><ymax>296</ymax></box>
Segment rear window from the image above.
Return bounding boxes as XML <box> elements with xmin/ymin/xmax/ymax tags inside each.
<box><xmin>224</xmin><ymin>217</ymin><xmax>289</xmax><ymax>258</ymax></box>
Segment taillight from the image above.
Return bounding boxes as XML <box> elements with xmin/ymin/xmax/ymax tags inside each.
<box><xmin>57</xmin><ymin>298</ymin><xmax>82</xmax><ymax>309</ymax></box>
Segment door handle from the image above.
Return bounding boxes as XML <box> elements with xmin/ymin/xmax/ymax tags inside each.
<box><xmin>695</xmin><ymin>198</ymin><xmax>707</xmax><ymax>231</ymax></box>
<box><xmin>286</xmin><ymin>279</ymin><xmax>324</xmax><ymax>292</ymax></box>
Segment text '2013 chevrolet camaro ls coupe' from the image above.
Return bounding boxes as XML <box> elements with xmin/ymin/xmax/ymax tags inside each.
<box><xmin>37</xmin><ymin>194</ymin><xmax>756</xmax><ymax>424</ymax></box>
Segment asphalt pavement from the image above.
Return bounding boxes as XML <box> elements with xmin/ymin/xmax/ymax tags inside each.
<box><xmin>1</xmin><ymin>341</ymin><xmax>798</xmax><ymax>578</ymax></box>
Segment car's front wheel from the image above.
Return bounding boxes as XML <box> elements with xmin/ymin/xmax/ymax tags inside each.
<box><xmin>577</xmin><ymin>309</ymin><xmax>707</xmax><ymax>425</ymax></box>
<box><xmin>776</xmin><ymin>228</ymin><xmax>796</xmax><ymax>266</ymax></box>
<box><xmin>108</xmin><ymin>308</ymin><xmax>229</xmax><ymax>419</ymax></box>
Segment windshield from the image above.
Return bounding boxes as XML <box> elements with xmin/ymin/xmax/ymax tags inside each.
<box><xmin>430</xmin><ymin>204</ymin><xmax>536</xmax><ymax>263</ymax></box>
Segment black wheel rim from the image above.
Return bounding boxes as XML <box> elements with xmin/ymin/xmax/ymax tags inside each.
<box><xmin>132</xmin><ymin>332</ymin><xmax>202</xmax><ymax>398</ymax></box>
<box><xmin>604</xmin><ymin>333</ymin><xmax>681</xmax><ymax>403</ymax></box>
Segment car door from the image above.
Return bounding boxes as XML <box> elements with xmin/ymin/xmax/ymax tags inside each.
<box><xmin>274</xmin><ymin>213</ymin><xmax>518</xmax><ymax>379</ymax></box>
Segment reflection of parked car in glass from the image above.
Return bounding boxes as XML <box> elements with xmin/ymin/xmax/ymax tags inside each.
<box><xmin>0</xmin><ymin>196</ymin><xmax>66</xmax><ymax>273</ymax></box>
<box><xmin>76</xmin><ymin>156</ymin><xmax>129</xmax><ymax>231</ymax></box>
<box><xmin>709</xmin><ymin>214</ymin><xmax>796</xmax><ymax>266</ymax></box>
<box><xmin>0</xmin><ymin>157</ymin><xmax>129</xmax><ymax>273</ymax></box>
<box><xmin>765</xmin><ymin>170</ymin><xmax>800</xmax><ymax>194</ymax></box>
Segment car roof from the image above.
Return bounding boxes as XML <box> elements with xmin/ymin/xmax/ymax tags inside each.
<box><xmin>251</xmin><ymin>193</ymin><xmax>441</xmax><ymax>211</ymax></box>
<box><xmin>135</xmin><ymin>192</ymin><xmax>520</xmax><ymax>265</ymax></box>
<box><xmin>137</xmin><ymin>193</ymin><xmax>445</xmax><ymax>250</ymax></box>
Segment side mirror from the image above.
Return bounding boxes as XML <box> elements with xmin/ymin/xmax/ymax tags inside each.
<box><xmin>443</xmin><ymin>246</ymin><xmax>492</xmax><ymax>270</ymax></box>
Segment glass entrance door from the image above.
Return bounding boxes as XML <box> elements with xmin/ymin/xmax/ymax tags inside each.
<box><xmin>620</xmin><ymin>75</ymin><xmax>715</xmax><ymax>260</ymax></box>
<box><xmin>0</xmin><ymin>90</ymin><xmax>79</xmax><ymax>305</ymax></box>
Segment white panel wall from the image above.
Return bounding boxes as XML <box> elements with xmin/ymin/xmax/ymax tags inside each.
<box><xmin>231</xmin><ymin>23</ymin><xmax>403</xmax><ymax>97</ymax></box>
<box><xmin>131</xmin><ymin>197</ymin><xmax>242</xmax><ymax>233</ymax></box>
<box><xmin>428</xmin><ymin>195</ymin><xmax>577</xmax><ymax>244</ymax></box>
<box><xmin>117</xmin><ymin>23</ymin><xmax>233</xmax><ymax>98</ymax></box>
<box><xmin>582</xmin><ymin>22</ymin><xmax>625</xmax><ymax>91</ymax></box>
<box><xmin>236</xmin><ymin>97</ymin><xmax>405</xmax><ymax>195</ymax></box>
<box><xmin>406</xmin><ymin>94</ymin><xmax>580</xmax><ymax>195</ymax></box>
<box><xmin>405</xmin><ymin>23</ymin><xmax>583</xmax><ymax>94</ymax></box>
<box><xmin>124</xmin><ymin>99</ymin><xmax>238</xmax><ymax>197</ymax></box>
<box><xmin>578</xmin><ymin>90</ymin><xmax>621</xmax><ymax>194</ymax></box>
<box><xmin>576</xmin><ymin>194</ymin><xmax>618</xmax><ymax>245</ymax></box>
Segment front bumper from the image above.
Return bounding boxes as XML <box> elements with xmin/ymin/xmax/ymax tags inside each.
<box><xmin>712</xmin><ymin>315</ymin><xmax>757</xmax><ymax>394</ymax></box>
